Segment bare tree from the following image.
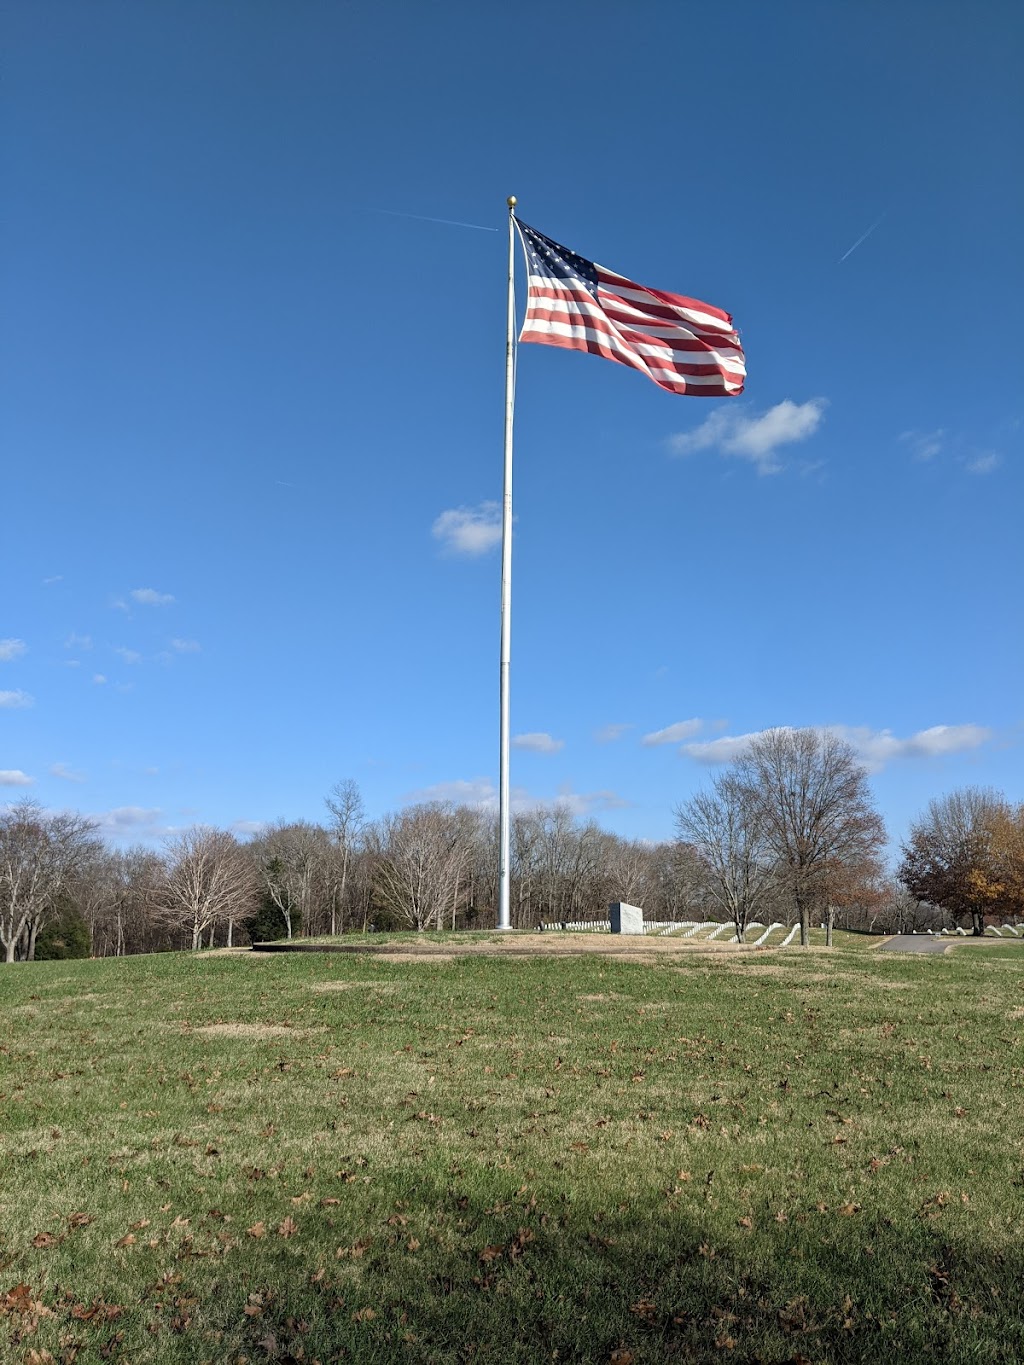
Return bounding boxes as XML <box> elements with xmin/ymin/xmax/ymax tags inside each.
<box><xmin>0</xmin><ymin>801</ymin><xmax>100</xmax><ymax>963</ymax></box>
<box><xmin>640</xmin><ymin>840</ymin><xmax>707</xmax><ymax>923</ymax></box>
<box><xmin>371</xmin><ymin>802</ymin><xmax>476</xmax><ymax>932</ymax></box>
<box><xmin>250</xmin><ymin>821</ymin><xmax>334</xmax><ymax>940</ymax></box>
<box><xmin>675</xmin><ymin>774</ymin><xmax>777</xmax><ymax>942</ymax></box>
<box><xmin>324</xmin><ymin>779</ymin><xmax>366</xmax><ymax>935</ymax></box>
<box><xmin>159</xmin><ymin>827</ymin><xmax>258</xmax><ymax>951</ymax></box>
<box><xmin>602</xmin><ymin>835</ymin><xmax>653</xmax><ymax>907</ymax></box>
<box><xmin>736</xmin><ymin>729</ymin><xmax>887</xmax><ymax>946</ymax></box>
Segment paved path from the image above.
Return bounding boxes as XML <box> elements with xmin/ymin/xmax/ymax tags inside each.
<box><xmin>879</xmin><ymin>935</ymin><xmax>949</xmax><ymax>954</ymax></box>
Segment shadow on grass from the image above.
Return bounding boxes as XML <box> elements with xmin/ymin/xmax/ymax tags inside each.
<box><xmin>7</xmin><ymin>1167</ymin><xmax>1021</xmax><ymax>1365</ymax></box>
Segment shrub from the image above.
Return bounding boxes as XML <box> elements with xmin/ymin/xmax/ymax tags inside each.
<box><xmin>35</xmin><ymin>908</ymin><xmax>91</xmax><ymax>959</ymax></box>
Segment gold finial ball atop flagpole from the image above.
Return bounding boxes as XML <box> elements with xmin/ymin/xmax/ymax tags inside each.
<box><xmin>507</xmin><ymin>195</ymin><xmax>517</xmax><ymax>208</ymax></box>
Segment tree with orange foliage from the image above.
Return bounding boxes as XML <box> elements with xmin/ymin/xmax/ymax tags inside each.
<box><xmin>900</xmin><ymin>788</ymin><xmax>1011</xmax><ymax>935</ymax></box>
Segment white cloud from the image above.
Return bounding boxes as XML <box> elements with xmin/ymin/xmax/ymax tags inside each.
<box><xmin>683</xmin><ymin>731</ymin><xmax>764</xmax><ymax>764</ymax></box>
<box><xmin>64</xmin><ymin>632</ymin><xmax>92</xmax><ymax>651</ymax></box>
<box><xmin>595</xmin><ymin>722</ymin><xmax>632</xmax><ymax>743</ymax></box>
<box><xmin>512</xmin><ymin>732</ymin><xmax>565</xmax><ymax>754</ymax></box>
<box><xmin>966</xmin><ymin>452</ymin><xmax>1001</xmax><ymax>475</ymax></box>
<box><xmin>432</xmin><ymin>502</ymin><xmax>503</xmax><ymax>556</ymax></box>
<box><xmin>131</xmin><ymin>588</ymin><xmax>175</xmax><ymax>606</ymax></box>
<box><xmin>232</xmin><ymin>819</ymin><xmax>267</xmax><ymax>836</ymax></box>
<box><xmin>114</xmin><ymin>647</ymin><xmax>142</xmax><ymax>665</ymax></box>
<box><xmin>93</xmin><ymin>674</ymin><xmax>107</xmax><ymax>685</ymax></box>
<box><xmin>0</xmin><ymin>690</ymin><xmax>34</xmax><ymax>709</ymax></box>
<box><xmin>0</xmin><ymin>639</ymin><xmax>27</xmax><ymax>662</ymax></box>
<box><xmin>682</xmin><ymin>723</ymin><xmax>992</xmax><ymax>772</ymax></box>
<box><xmin>900</xmin><ymin>429</ymin><xmax>944</xmax><ymax>461</ymax></box>
<box><xmin>0</xmin><ymin>770</ymin><xmax>34</xmax><ymax>787</ymax></box>
<box><xmin>551</xmin><ymin>785</ymin><xmax>631</xmax><ymax>817</ymax></box>
<box><xmin>89</xmin><ymin>806</ymin><xmax>168</xmax><ymax>840</ymax></box>
<box><xmin>669</xmin><ymin>398</ymin><xmax>828</xmax><ymax>474</ymax></box>
<box><xmin>170</xmin><ymin>638</ymin><xmax>201</xmax><ymax>653</ymax></box>
<box><xmin>50</xmin><ymin>762</ymin><xmax>86</xmax><ymax>783</ymax></box>
<box><xmin>830</xmin><ymin>724</ymin><xmax>991</xmax><ymax>771</ymax></box>
<box><xmin>407</xmin><ymin>778</ymin><xmax>501</xmax><ymax>808</ymax></box>
<box><xmin>42</xmin><ymin>575</ymin><xmax>63</xmax><ymax>586</ymax></box>
<box><xmin>641</xmin><ymin>718</ymin><xmax>704</xmax><ymax>746</ymax></box>
<box><xmin>406</xmin><ymin>777</ymin><xmax>628</xmax><ymax>817</ymax></box>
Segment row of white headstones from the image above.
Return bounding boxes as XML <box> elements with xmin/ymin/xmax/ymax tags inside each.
<box><xmin>538</xmin><ymin>919</ymin><xmax>801</xmax><ymax>946</ymax></box>
<box><xmin>540</xmin><ymin>920</ymin><xmax>1022</xmax><ymax>942</ymax></box>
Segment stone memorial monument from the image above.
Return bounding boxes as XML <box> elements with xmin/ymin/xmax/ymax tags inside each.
<box><xmin>609</xmin><ymin>902</ymin><xmax>644</xmax><ymax>935</ymax></box>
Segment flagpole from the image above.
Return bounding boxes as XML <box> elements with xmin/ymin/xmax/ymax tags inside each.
<box><xmin>498</xmin><ymin>195</ymin><xmax>517</xmax><ymax>931</ymax></box>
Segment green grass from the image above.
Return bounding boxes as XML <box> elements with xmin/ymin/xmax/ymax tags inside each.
<box><xmin>1</xmin><ymin>941</ymin><xmax>1023</xmax><ymax>1363</ymax></box>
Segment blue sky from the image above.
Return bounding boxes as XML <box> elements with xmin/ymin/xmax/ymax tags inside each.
<box><xmin>2</xmin><ymin>0</ymin><xmax>1021</xmax><ymax>854</ymax></box>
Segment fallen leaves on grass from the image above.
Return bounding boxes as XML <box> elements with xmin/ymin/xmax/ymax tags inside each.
<box><xmin>246</xmin><ymin>1222</ymin><xmax>266</xmax><ymax>1239</ymax></box>
<box><xmin>277</xmin><ymin>1217</ymin><xmax>299</xmax><ymax>1238</ymax></box>
<box><xmin>71</xmin><ymin>1300</ymin><xmax>123</xmax><ymax>1323</ymax></box>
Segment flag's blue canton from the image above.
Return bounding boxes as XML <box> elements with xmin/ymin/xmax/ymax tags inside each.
<box><xmin>521</xmin><ymin>224</ymin><xmax>599</xmax><ymax>298</ymax></box>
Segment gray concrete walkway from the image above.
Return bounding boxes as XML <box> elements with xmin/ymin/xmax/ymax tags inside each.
<box><xmin>878</xmin><ymin>935</ymin><xmax>949</xmax><ymax>954</ymax></box>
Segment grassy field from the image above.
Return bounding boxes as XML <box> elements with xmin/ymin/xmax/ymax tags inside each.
<box><xmin>1</xmin><ymin>935</ymin><xmax>1023</xmax><ymax>1363</ymax></box>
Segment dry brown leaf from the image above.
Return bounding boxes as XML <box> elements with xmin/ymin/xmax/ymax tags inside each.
<box><xmin>277</xmin><ymin>1217</ymin><xmax>299</xmax><ymax>1238</ymax></box>
<box><xmin>115</xmin><ymin>1234</ymin><xmax>136</xmax><ymax>1248</ymax></box>
<box><xmin>837</xmin><ymin>1202</ymin><xmax>861</xmax><ymax>1216</ymax></box>
<box><xmin>31</xmin><ymin>1232</ymin><xmax>59</xmax><ymax>1249</ymax></box>
<box><xmin>246</xmin><ymin>1222</ymin><xmax>267</xmax><ymax>1239</ymax></box>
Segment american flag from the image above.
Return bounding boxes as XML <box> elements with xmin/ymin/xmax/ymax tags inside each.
<box><xmin>515</xmin><ymin>220</ymin><xmax>745</xmax><ymax>397</ymax></box>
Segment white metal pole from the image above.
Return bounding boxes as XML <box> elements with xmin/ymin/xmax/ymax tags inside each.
<box><xmin>498</xmin><ymin>195</ymin><xmax>517</xmax><ymax>931</ymax></box>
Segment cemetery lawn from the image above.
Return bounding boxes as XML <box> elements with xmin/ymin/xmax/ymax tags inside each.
<box><xmin>1</xmin><ymin>940</ymin><xmax>1023</xmax><ymax>1364</ymax></box>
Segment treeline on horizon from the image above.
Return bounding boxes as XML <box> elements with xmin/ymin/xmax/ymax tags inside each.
<box><xmin>2</xmin><ymin>729</ymin><xmax>1022</xmax><ymax>963</ymax></box>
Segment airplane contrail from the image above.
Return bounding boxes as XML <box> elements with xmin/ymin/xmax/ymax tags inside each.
<box><xmin>364</xmin><ymin>207</ymin><xmax>499</xmax><ymax>233</ymax></box>
<box><xmin>838</xmin><ymin>210</ymin><xmax>888</xmax><ymax>263</ymax></box>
